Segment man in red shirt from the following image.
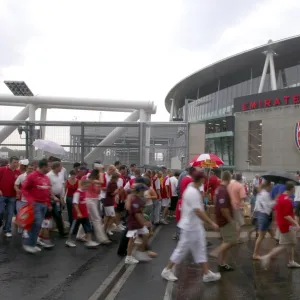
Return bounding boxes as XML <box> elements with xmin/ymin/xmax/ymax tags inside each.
<box><xmin>22</xmin><ymin>158</ymin><xmax>52</xmax><ymax>254</ymax></box>
<box><xmin>179</xmin><ymin>167</ymin><xmax>196</xmax><ymax>199</ymax></box>
<box><xmin>0</xmin><ymin>156</ymin><xmax>20</xmax><ymax>237</ymax></box>
<box><xmin>260</xmin><ymin>181</ymin><xmax>300</xmax><ymax>269</ymax></box>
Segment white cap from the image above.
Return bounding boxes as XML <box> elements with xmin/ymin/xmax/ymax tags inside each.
<box><xmin>20</xmin><ymin>159</ymin><xmax>29</xmax><ymax>166</ymax></box>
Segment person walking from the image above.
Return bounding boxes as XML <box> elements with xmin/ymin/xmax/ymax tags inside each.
<box><xmin>0</xmin><ymin>156</ymin><xmax>20</xmax><ymax>237</ymax></box>
<box><xmin>21</xmin><ymin>159</ymin><xmax>51</xmax><ymax>253</ymax></box>
<box><xmin>210</xmin><ymin>171</ymin><xmax>237</xmax><ymax>271</ymax></box>
<box><xmin>161</xmin><ymin>171</ymin><xmax>221</xmax><ymax>283</ymax></box>
<box><xmin>65</xmin><ymin>170</ymin><xmax>79</xmax><ymax>227</ymax></box>
<box><xmin>260</xmin><ymin>182</ymin><xmax>300</xmax><ymax>269</ymax></box>
<box><xmin>252</xmin><ymin>180</ymin><xmax>275</xmax><ymax>260</ymax></box>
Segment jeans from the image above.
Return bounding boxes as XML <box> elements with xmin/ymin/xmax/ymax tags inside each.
<box><xmin>52</xmin><ymin>201</ymin><xmax>65</xmax><ymax>236</ymax></box>
<box><xmin>152</xmin><ymin>200</ymin><xmax>162</xmax><ymax>224</ymax></box>
<box><xmin>66</xmin><ymin>196</ymin><xmax>73</xmax><ymax>226</ymax></box>
<box><xmin>0</xmin><ymin>196</ymin><xmax>16</xmax><ymax>233</ymax></box>
<box><xmin>24</xmin><ymin>202</ymin><xmax>47</xmax><ymax>247</ymax></box>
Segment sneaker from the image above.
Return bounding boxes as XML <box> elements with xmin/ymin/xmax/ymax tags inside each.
<box><xmin>287</xmin><ymin>261</ymin><xmax>300</xmax><ymax>268</ymax></box>
<box><xmin>23</xmin><ymin>245</ymin><xmax>38</xmax><ymax>254</ymax></box>
<box><xmin>118</xmin><ymin>224</ymin><xmax>126</xmax><ymax>231</ymax></box>
<box><xmin>66</xmin><ymin>240</ymin><xmax>77</xmax><ymax>248</ymax></box>
<box><xmin>37</xmin><ymin>237</ymin><xmax>46</xmax><ymax>247</ymax></box>
<box><xmin>134</xmin><ymin>237</ymin><xmax>143</xmax><ymax>245</ymax></box>
<box><xmin>22</xmin><ymin>230</ymin><xmax>29</xmax><ymax>239</ymax></box>
<box><xmin>134</xmin><ymin>251</ymin><xmax>152</xmax><ymax>262</ymax></box>
<box><xmin>161</xmin><ymin>268</ymin><xmax>178</xmax><ymax>281</ymax></box>
<box><xmin>203</xmin><ymin>270</ymin><xmax>221</xmax><ymax>282</ymax></box>
<box><xmin>43</xmin><ymin>239</ymin><xmax>55</xmax><ymax>249</ymax></box>
<box><xmin>4</xmin><ymin>232</ymin><xmax>12</xmax><ymax>238</ymax></box>
<box><xmin>85</xmin><ymin>241</ymin><xmax>100</xmax><ymax>248</ymax></box>
<box><xmin>219</xmin><ymin>264</ymin><xmax>234</xmax><ymax>272</ymax></box>
<box><xmin>107</xmin><ymin>230</ymin><xmax>114</xmax><ymax>236</ymax></box>
<box><xmin>76</xmin><ymin>236</ymin><xmax>87</xmax><ymax>242</ymax></box>
<box><xmin>34</xmin><ymin>246</ymin><xmax>42</xmax><ymax>252</ymax></box>
<box><xmin>100</xmin><ymin>239</ymin><xmax>112</xmax><ymax>245</ymax></box>
<box><xmin>260</xmin><ymin>255</ymin><xmax>271</xmax><ymax>270</ymax></box>
<box><xmin>112</xmin><ymin>226</ymin><xmax>122</xmax><ymax>232</ymax></box>
<box><xmin>125</xmin><ymin>256</ymin><xmax>139</xmax><ymax>264</ymax></box>
<box><xmin>161</xmin><ymin>220</ymin><xmax>168</xmax><ymax>225</ymax></box>
<box><xmin>172</xmin><ymin>235</ymin><xmax>179</xmax><ymax>240</ymax></box>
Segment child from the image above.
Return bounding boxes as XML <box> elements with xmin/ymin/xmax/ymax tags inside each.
<box><xmin>173</xmin><ymin>198</ymin><xmax>182</xmax><ymax>240</ymax></box>
<box><xmin>125</xmin><ymin>183</ymin><xmax>152</xmax><ymax>264</ymax></box>
<box><xmin>65</xmin><ymin>180</ymin><xmax>99</xmax><ymax>248</ymax></box>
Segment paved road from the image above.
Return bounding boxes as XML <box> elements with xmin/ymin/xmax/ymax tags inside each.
<box><xmin>1</xmin><ymin>224</ymin><xmax>300</xmax><ymax>300</ymax></box>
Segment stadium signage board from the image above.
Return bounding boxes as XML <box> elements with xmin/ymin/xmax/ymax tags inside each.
<box><xmin>234</xmin><ymin>86</ymin><xmax>300</xmax><ymax>113</ymax></box>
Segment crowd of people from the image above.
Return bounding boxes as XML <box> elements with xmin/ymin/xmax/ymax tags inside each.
<box><xmin>1</xmin><ymin>156</ymin><xmax>300</xmax><ymax>284</ymax></box>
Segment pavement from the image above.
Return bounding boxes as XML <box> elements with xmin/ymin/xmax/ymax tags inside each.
<box><xmin>1</xmin><ymin>223</ymin><xmax>300</xmax><ymax>300</ymax></box>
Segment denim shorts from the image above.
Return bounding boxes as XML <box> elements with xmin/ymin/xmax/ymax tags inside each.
<box><xmin>257</xmin><ymin>212</ymin><xmax>272</xmax><ymax>231</ymax></box>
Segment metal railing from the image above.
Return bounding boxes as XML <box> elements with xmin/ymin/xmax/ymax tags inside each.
<box><xmin>0</xmin><ymin>121</ymin><xmax>188</xmax><ymax>169</ymax></box>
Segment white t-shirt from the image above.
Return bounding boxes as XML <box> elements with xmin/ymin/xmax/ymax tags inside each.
<box><xmin>178</xmin><ymin>185</ymin><xmax>204</xmax><ymax>231</ymax></box>
<box><xmin>15</xmin><ymin>173</ymin><xmax>28</xmax><ymax>202</ymax></box>
<box><xmin>254</xmin><ymin>189</ymin><xmax>274</xmax><ymax>215</ymax></box>
<box><xmin>169</xmin><ymin>176</ymin><xmax>178</xmax><ymax>197</ymax></box>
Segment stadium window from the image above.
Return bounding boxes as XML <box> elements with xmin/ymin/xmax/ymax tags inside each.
<box><xmin>248</xmin><ymin>120</ymin><xmax>262</xmax><ymax>166</ymax></box>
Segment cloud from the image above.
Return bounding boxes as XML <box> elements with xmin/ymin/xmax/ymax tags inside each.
<box><xmin>0</xmin><ymin>0</ymin><xmax>299</xmax><ymax>126</ymax></box>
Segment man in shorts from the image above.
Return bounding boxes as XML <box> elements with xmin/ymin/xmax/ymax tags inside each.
<box><xmin>260</xmin><ymin>181</ymin><xmax>300</xmax><ymax>269</ymax></box>
<box><xmin>227</xmin><ymin>173</ymin><xmax>246</xmax><ymax>243</ymax></box>
<box><xmin>210</xmin><ymin>171</ymin><xmax>237</xmax><ymax>271</ymax></box>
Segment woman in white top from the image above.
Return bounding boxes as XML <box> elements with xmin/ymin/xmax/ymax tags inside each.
<box><xmin>252</xmin><ymin>180</ymin><xmax>275</xmax><ymax>259</ymax></box>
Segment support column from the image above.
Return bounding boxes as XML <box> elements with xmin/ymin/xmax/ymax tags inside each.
<box><xmin>36</xmin><ymin>108</ymin><xmax>47</xmax><ymax>159</ymax></box>
<box><xmin>28</xmin><ymin>104</ymin><xmax>36</xmax><ymax>160</ymax></box>
<box><xmin>139</xmin><ymin>109</ymin><xmax>151</xmax><ymax>166</ymax></box>
<box><xmin>269</xmin><ymin>53</ymin><xmax>277</xmax><ymax>90</ymax></box>
<box><xmin>258</xmin><ymin>53</ymin><xmax>270</xmax><ymax>93</ymax></box>
<box><xmin>169</xmin><ymin>99</ymin><xmax>174</xmax><ymax>121</ymax></box>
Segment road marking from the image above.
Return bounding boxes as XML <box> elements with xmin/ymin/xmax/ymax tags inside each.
<box><xmin>88</xmin><ymin>225</ymin><xmax>163</xmax><ymax>300</ymax></box>
<box><xmin>163</xmin><ymin>280</ymin><xmax>174</xmax><ymax>300</ymax></box>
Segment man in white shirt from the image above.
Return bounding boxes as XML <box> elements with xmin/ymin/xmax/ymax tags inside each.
<box><xmin>169</xmin><ymin>171</ymin><xmax>180</xmax><ymax>217</ymax></box>
<box><xmin>161</xmin><ymin>171</ymin><xmax>221</xmax><ymax>283</ymax></box>
<box><xmin>47</xmin><ymin>161</ymin><xmax>66</xmax><ymax>237</ymax></box>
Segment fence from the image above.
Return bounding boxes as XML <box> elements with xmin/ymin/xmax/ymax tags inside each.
<box><xmin>0</xmin><ymin>121</ymin><xmax>188</xmax><ymax>169</ymax></box>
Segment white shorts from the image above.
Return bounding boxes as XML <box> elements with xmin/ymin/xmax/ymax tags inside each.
<box><xmin>170</xmin><ymin>227</ymin><xmax>207</xmax><ymax>264</ymax></box>
<box><xmin>162</xmin><ymin>198</ymin><xmax>170</xmax><ymax>207</ymax></box>
<box><xmin>104</xmin><ymin>206</ymin><xmax>116</xmax><ymax>217</ymax></box>
<box><xmin>126</xmin><ymin>226</ymin><xmax>149</xmax><ymax>238</ymax></box>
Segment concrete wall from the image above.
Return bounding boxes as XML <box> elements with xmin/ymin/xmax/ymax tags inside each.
<box><xmin>235</xmin><ymin>105</ymin><xmax>300</xmax><ymax>172</ymax></box>
<box><xmin>189</xmin><ymin>123</ymin><xmax>205</xmax><ymax>162</ymax></box>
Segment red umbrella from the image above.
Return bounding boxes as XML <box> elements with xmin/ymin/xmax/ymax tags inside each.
<box><xmin>189</xmin><ymin>153</ymin><xmax>224</xmax><ymax>168</ymax></box>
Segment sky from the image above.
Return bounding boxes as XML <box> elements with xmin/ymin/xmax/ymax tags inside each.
<box><xmin>0</xmin><ymin>0</ymin><xmax>300</xmax><ymax>125</ymax></box>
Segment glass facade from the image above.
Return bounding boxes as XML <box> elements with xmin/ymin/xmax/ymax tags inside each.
<box><xmin>181</xmin><ymin>63</ymin><xmax>300</xmax><ymax>122</ymax></box>
<box><xmin>204</xmin><ymin>116</ymin><xmax>234</xmax><ymax>167</ymax></box>
<box><xmin>248</xmin><ymin>120</ymin><xmax>262</xmax><ymax>166</ymax></box>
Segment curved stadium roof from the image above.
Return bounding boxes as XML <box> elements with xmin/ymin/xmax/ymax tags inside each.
<box><xmin>165</xmin><ymin>35</ymin><xmax>300</xmax><ymax>113</ymax></box>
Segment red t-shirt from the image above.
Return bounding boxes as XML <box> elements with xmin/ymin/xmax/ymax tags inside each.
<box><xmin>22</xmin><ymin>170</ymin><xmax>51</xmax><ymax>206</ymax></box>
<box><xmin>66</xmin><ymin>179</ymin><xmax>79</xmax><ymax>197</ymax></box>
<box><xmin>179</xmin><ymin>176</ymin><xmax>193</xmax><ymax>199</ymax></box>
<box><xmin>275</xmin><ymin>193</ymin><xmax>294</xmax><ymax>233</ymax></box>
<box><xmin>0</xmin><ymin>166</ymin><xmax>20</xmax><ymax>197</ymax></box>
<box><xmin>215</xmin><ymin>184</ymin><xmax>233</xmax><ymax>227</ymax></box>
<box><xmin>127</xmin><ymin>195</ymin><xmax>144</xmax><ymax>230</ymax></box>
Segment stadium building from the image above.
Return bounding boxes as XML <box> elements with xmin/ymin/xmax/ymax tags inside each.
<box><xmin>165</xmin><ymin>35</ymin><xmax>300</xmax><ymax>173</ymax></box>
